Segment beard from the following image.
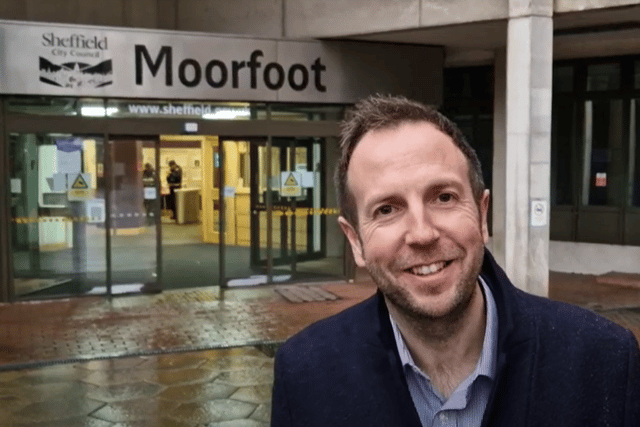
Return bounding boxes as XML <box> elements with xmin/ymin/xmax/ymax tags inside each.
<box><xmin>365</xmin><ymin>242</ymin><xmax>485</xmax><ymax>328</ymax></box>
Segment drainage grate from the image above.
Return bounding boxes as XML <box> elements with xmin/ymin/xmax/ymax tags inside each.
<box><xmin>274</xmin><ymin>285</ymin><xmax>340</xmax><ymax>303</ymax></box>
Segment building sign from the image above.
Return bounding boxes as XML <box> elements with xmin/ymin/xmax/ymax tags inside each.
<box><xmin>40</xmin><ymin>33</ymin><xmax>112</xmax><ymax>88</ymax></box>
<box><xmin>0</xmin><ymin>20</ymin><xmax>442</xmax><ymax>104</ymax></box>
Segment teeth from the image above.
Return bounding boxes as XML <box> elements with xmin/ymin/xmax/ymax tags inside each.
<box><xmin>411</xmin><ymin>262</ymin><xmax>446</xmax><ymax>276</ymax></box>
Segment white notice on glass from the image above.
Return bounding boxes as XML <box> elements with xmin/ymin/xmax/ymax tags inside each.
<box><xmin>11</xmin><ymin>178</ymin><xmax>21</xmax><ymax>193</ymax></box>
<box><xmin>144</xmin><ymin>187</ymin><xmax>157</xmax><ymax>200</ymax></box>
<box><xmin>530</xmin><ymin>199</ymin><xmax>548</xmax><ymax>227</ymax></box>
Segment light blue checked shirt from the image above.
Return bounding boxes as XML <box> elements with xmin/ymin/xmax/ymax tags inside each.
<box><xmin>390</xmin><ymin>277</ymin><xmax>498</xmax><ymax>427</ymax></box>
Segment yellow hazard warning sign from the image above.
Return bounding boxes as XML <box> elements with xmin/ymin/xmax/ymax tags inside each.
<box><xmin>67</xmin><ymin>173</ymin><xmax>93</xmax><ymax>201</ymax></box>
<box><xmin>281</xmin><ymin>171</ymin><xmax>302</xmax><ymax>197</ymax></box>
<box><xmin>72</xmin><ymin>174</ymin><xmax>89</xmax><ymax>189</ymax></box>
<box><xmin>284</xmin><ymin>173</ymin><xmax>299</xmax><ymax>187</ymax></box>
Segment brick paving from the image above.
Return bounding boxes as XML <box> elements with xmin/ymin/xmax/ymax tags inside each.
<box><xmin>0</xmin><ymin>283</ymin><xmax>377</xmax><ymax>369</ymax></box>
<box><xmin>549</xmin><ymin>271</ymin><xmax>640</xmax><ymax>343</ymax></box>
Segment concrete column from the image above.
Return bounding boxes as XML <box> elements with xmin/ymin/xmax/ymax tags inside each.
<box><xmin>503</xmin><ymin>0</ymin><xmax>553</xmax><ymax>296</ymax></box>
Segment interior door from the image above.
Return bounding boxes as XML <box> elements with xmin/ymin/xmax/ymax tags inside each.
<box><xmin>250</xmin><ymin>137</ymin><xmax>325</xmax><ymax>277</ymax></box>
<box><xmin>108</xmin><ymin>136</ymin><xmax>161</xmax><ymax>293</ymax></box>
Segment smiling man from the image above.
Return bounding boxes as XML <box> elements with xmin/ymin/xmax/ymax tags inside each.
<box><xmin>271</xmin><ymin>95</ymin><xmax>640</xmax><ymax>427</ymax></box>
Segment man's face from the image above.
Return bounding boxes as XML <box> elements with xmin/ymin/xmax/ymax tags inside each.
<box><xmin>339</xmin><ymin>122</ymin><xmax>490</xmax><ymax>321</ymax></box>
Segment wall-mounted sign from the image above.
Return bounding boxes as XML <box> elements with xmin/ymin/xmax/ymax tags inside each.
<box><xmin>67</xmin><ymin>173</ymin><xmax>93</xmax><ymax>201</ymax></box>
<box><xmin>531</xmin><ymin>199</ymin><xmax>548</xmax><ymax>227</ymax></box>
<box><xmin>183</xmin><ymin>122</ymin><xmax>198</xmax><ymax>133</ymax></box>
<box><xmin>595</xmin><ymin>172</ymin><xmax>607</xmax><ymax>187</ymax></box>
<box><xmin>281</xmin><ymin>171</ymin><xmax>302</xmax><ymax>197</ymax></box>
<box><xmin>0</xmin><ymin>20</ymin><xmax>442</xmax><ymax>104</ymax></box>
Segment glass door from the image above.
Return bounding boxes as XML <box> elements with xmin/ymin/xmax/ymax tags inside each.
<box><xmin>9</xmin><ymin>132</ymin><xmax>108</xmax><ymax>298</ymax></box>
<box><xmin>108</xmin><ymin>136</ymin><xmax>160</xmax><ymax>293</ymax></box>
<box><xmin>249</xmin><ymin>137</ymin><xmax>342</xmax><ymax>283</ymax></box>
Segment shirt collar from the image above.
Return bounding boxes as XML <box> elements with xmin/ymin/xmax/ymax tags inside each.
<box><xmin>389</xmin><ymin>276</ymin><xmax>499</xmax><ymax>382</ymax></box>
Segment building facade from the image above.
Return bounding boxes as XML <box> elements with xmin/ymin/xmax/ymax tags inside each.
<box><xmin>2</xmin><ymin>0</ymin><xmax>640</xmax><ymax>301</ymax></box>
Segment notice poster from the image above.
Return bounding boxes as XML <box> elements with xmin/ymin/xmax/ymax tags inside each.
<box><xmin>55</xmin><ymin>137</ymin><xmax>82</xmax><ymax>174</ymax></box>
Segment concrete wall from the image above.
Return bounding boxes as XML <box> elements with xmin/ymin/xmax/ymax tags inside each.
<box><xmin>549</xmin><ymin>241</ymin><xmax>640</xmax><ymax>274</ymax></box>
<box><xmin>2</xmin><ymin>0</ymin><xmax>640</xmax><ymax>40</ymax></box>
<box><xmin>0</xmin><ymin>0</ymin><xmax>284</xmax><ymax>37</ymax></box>
<box><xmin>285</xmin><ymin>0</ymin><xmax>420</xmax><ymax>38</ymax></box>
<box><xmin>421</xmin><ymin>0</ymin><xmax>508</xmax><ymax>27</ymax></box>
<box><xmin>176</xmin><ymin>0</ymin><xmax>283</xmax><ymax>38</ymax></box>
<box><xmin>285</xmin><ymin>0</ymin><xmax>509</xmax><ymax>38</ymax></box>
<box><xmin>0</xmin><ymin>0</ymin><xmax>155</xmax><ymax>28</ymax></box>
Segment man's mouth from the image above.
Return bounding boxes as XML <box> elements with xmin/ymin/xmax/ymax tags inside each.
<box><xmin>407</xmin><ymin>260</ymin><xmax>451</xmax><ymax>276</ymax></box>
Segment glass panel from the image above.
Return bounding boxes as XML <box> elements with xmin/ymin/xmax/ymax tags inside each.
<box><xmin>551</xmin><ymin>100</ymin><xmax>576</xmax><ymax>205</ymax></box>
<box><xmin>630</xmin><ymin>100</ymin><xmax>640</xmax><ymax>207</ymax></box>
<box><xmin>9</xmin><ymin>133</ymin><xmax>107</xmax><ymax>298</ymax></box>
<box><xmin>443</xmin><ymin>67</ymin><xmax>493</xmax><ymax>101</ymax></box>
<box><xmin>107</xmin><ymin>99</ymin><xmax>252</xmax><ymax>120</ymax></box>
<box><xmin>6</xmin><ymin>97</ymin><xmax>107</xmax><ymax>117</ymax></box>
<box><xmin>268</xmin><ymin>137</ymin><xmax>344</xmax><ymax>282</ymax></box>
<box><xmin>634</xmin><ymin>61</ymin><xmax>640</xmax><ymax>90</ymax></box>
<box><xmin>222</xmin><ymin>139</ymin><xmax>263</xmax><ymax>286</ymax></box>
<box><xmin>160</xmin><ymin>135</ymin><xmax>218</xmax><ymax>290</ymax></box>
<box><xmin>269</xmin><ymin>104</ymin><xmax>346</xmax><ymax>121</ymax></box>
<box><xmin>553</xmin><ymin>66</ymin><xmax>574</xmax><ymax>93</ymax></box>
<box><xmin>587</xmin><ymin>63</ymin><xmax>620</xmax><ymax>91</ymax></box>
<box><xmin>109</xmin><ymin>138</ymin><xmax>159</xmax><ymax>293</ymax></box>
<box><xmin>582</xmin><ymin>100</ymin><xmax>625</xmax><ymax>206</ymax></box>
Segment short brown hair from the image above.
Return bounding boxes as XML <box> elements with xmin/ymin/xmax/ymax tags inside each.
<box><xmin>335</xmin><ymin>94</ymin><xmax>485</xmax><ymax>228</ymax></box>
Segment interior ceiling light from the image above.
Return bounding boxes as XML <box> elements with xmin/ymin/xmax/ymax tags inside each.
<box><xmin>202</xmin><ymin>108</ymin><xmax>250</xmax><ymax>120</ymax></box>
<box><xmin>80</xmin><ymin>106</ymin><xmax>118</xmax><ymax>117</ymax></box>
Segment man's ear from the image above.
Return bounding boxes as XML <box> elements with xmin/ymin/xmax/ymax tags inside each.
<box><xmin>338</xmin><ymin>216</ymin><xmax>366</xmax><ymax>267</ymax></box>
<box><xmin>480</xmin><ymin>189</ymin><xmax>490</xmax><ymax>244</ymax></box>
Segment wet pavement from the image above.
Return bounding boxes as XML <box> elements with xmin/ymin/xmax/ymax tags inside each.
<box><xmin>0</xmin><ymin>283</ymin><xmax>377</xmax><ymax>369</ymax></box>
<box><xmin>0</xmin><ymin>346</ymin><xmax>275</xmax><ymax>426</ymax></box>
<box><xmin>0</xmin><ymin>271</ymin><xmax>639</xmax><ymax>426</ymax></box>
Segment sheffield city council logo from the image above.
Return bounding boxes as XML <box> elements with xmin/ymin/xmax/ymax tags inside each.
<box><xmin>39</xmin><ymin>32</ymin><xmax>112</xmax><ymax>88</ymax></box>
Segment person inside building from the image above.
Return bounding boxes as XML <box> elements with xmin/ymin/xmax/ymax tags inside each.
<box><xmin>166</xmin><ymin>160</ymin><xmax>182</xmax><ymax>220</ymax></box>
<box><xmin>271</xmin><ymin>95</ymin><xmax>640</xmax><ymax>427</ymax></box>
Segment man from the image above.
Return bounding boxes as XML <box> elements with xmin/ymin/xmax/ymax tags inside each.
<box><xmin>271</xmin><ymin>95</ymin><xmax>640</xmax><ymax>427</ymax></box>
<box><xmin>166</xmin><ymin>160</ymin><xmax>182</xmax><ymax>220</ymax></box>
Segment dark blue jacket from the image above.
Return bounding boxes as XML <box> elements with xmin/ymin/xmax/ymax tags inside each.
<box><xmin>272</xmin><ymin>249</ymin><xmax>640</xmax><ymax>426</ymax></box>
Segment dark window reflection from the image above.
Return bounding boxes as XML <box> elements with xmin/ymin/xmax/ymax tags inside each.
<box><xmin>551</xmin><ymin>100</ymin><xmax>575</xmax><ymax>205</ymax></box>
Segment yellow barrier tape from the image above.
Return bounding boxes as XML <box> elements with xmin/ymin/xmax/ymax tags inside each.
<box><xmin>272</xmin><ymin>208</ymin><xmax>340</xmax><ymax>216</ymax></box>
<box><xmin>12</xmin><ymin>216</ymin><xmax>99</xmax><ymax>223</ymax></box>
<box><xmin>12</xmin><ymin>208</ymin><xmax>340</xmax><ymax>224</ymax></box>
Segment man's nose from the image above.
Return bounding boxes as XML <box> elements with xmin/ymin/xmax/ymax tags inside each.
<box><xmin>404</xmin><ymin>206</ymin><xmax>439</xmax><ymax>246</ymax></box>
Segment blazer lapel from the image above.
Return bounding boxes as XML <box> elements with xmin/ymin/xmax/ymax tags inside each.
<box><xmin>480</xmin><ymin>249</ymin><xmax>537</xmax><ymax>427</ymax></box>
<box><xmin>361</xmin><ymin>293</ymin><xmax>424</xmax><ymax>427</ymax></box>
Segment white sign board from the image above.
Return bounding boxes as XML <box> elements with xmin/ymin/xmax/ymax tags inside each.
<box><xmin>0</xmin><ymin>20</ymin><xmax>442</xmax><ymax>104</ymax></box>
<box><xmin>531</xmin><ymin>199</ymin><xmax>548</xmax><ymax>227</ymax></box>
<box><xmin>144</xmin><ymin>187</ymin><xmax>157</xmax><ymax>200</ymax></box>
<box><xmin>11</xmin><ymin>178</ymin><xmax>21</xmax><ymax>194</ymax></box>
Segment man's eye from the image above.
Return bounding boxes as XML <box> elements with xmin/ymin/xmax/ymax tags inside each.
<box><xmin>438</xmin><ymin>193</ymin><xmax>453</xmax><ymax>203</ymax></box>
<box><xmin>376</xmin><ymin>205</ymin><xmax>395</xmax><ymax>216</ymax></box>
